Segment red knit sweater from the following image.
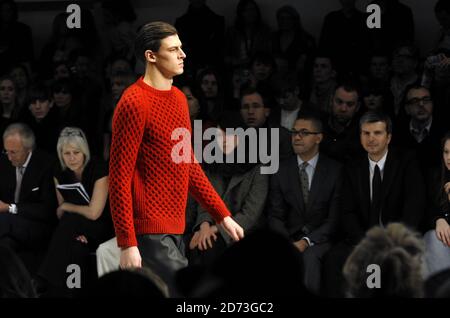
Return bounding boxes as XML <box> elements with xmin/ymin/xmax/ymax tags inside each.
<box><xmin>109</xmin><ymin>77</ymin><xmax>231</xmax><ymax>248</ymax></box>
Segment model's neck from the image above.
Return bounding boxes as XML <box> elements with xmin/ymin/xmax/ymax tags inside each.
<box><xmin>143</xmin><ymin>67</ymin><xmax>173</xmax><ymax>91</ymax></box>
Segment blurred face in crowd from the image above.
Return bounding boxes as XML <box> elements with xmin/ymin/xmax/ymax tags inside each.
<box><xmin>53</xmin><ymin>87</ymin><xmax>72</xmax><ymax>108</ymax></box>
<box><xmin>277</xmin><ymin>10</ymin><xmax>297</xmax><ymax>31</ymax></box>
<box><xmin>331</xmin><ymin>87</ymin><xmax>359</xmax><ymax>124</ymax></box>
<box><xmin>54</xmin><ymin>63</ymin><xmax>70</xmax><ymax>80</ymax></box>
<box><xmin>3</xmin><ymin>134</ymin><xmax>30</xmax><ymax>167</ymax></box>
<box><xmin>29</xmin><ymin>98</ymin><xmax>52</xmax><ymax>121</ymax></box>
<box><xmin>10</xmin><ymin>67</ymin><xmax>28</xmax><ymax>90</ymax></box>
<box><xmin>240</xmin><ymin>92</ymin><xmax>269</xmax><ymax>127</ymax></box>
<box><xmin>181</xmin><ymin>86</ymin><xmax>200</xmax><ymax>120</ymax></box>
<box><xmin>363</xmin><ymin>93</ymin><xmax>384</xmax><ymax>111</ymax></box>
<box><xmin>201</xmin><ymin>73</ymin><xmax>218</xmax><ymax>99</ymax></box>
<box><xmin>370</xmin><ymin>56</ymin><xmax>390</xmax><ymax>80</ymax></box>
<box><xmin>111</xmin><ymin>76</ymin><xmax>131</xmax><ymax>102</ymax></box>
<box><xmin>0</xmin><ymin>79</ymin><xmax>15</xmax><ymax>106</ymax></box>
<box><xmin>392</xmin><ymin>47</ymin><xmax>417</xmax><ymax>76</ymax></box>
<box><xmin>252</xmin><ymin>60</ymin><xmax>273</xmax><ymax>81</ymax></box>
<box><xmin>216</xmin><ymin>127</ymin><xmax>239</xmax><ymax>155</ymax></box>
<box><xmin>291</xmin><ymin>119</ymin><xmax>322</xmax><ymax>159</ymax></box>
<box><xmin>360</xmin><ymin>121</ymin><xmax>391</xmax><ymax>161</ymax></box>
<box><xmin>405</xmin><ymin>87</ymin><xmax>433</xmax><ymax>122</ymax></box>
<box><xmin>277</xmin><ymin>88</ymin><xmax>299</xmax><ymax>111</ymax></box>
<box><xmin>313</xmin><ymin>57</ymin><xmax>335</xmax><ymax>84</ymax></box>
<box><xmin>111</xmin><ymin>59</ymin><xmax>133</xmax><ymax>76</ymax></box>
<box><xmin>62</xmin><ymin>144</ymin><xmax>85</xmax><ymax>173</ymax></box>
<box><xmin>444</xmin><ymin>139</ymin><xmax>450</xmax><ymax>171</ymax></box>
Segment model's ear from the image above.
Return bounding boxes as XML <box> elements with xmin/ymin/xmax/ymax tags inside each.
<box><xmin>144</xmin><ymin>50</ymin><xmax>156</xmax><ymax>63</ymax></box>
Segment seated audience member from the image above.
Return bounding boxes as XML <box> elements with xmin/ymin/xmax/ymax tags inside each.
<box><xmin>267</xmin><ymin>111</ymin><xmax>342</xmax><ymax>295</ymax></box>
<box><xmin>240</xmin><ymin>86</ymin><xmax>293</xmax><ymax>161</ymax></box>
<box><xmin>323</xmin><ymin>111</ymin><xmax>426</xmax><ymax>297</ymax></box>
<box><xmin>9</xmin><ymin>63</ymin><xmax>31</xmax><ymax>112</ymax></box>
<box><xmin>390</xmin><ymin>45</ymin><xmax>419</xmax><ymax>122</ymax></box>
<box><xmin>393</xmin><ymin>85</ymin><xmax>445</xmax><ymax>170</ymax></box>
<box><xmin>321</xmin><ymin>81</ymin><xmax>364</xmax><ymax>163</ymax></box>
<box><xmin>423</xmin><ymin>132</ymin><xmax>450</xmax><ymax>278</ymax></box>
<box><xmin>188</xmin><ymin>115</ymin><xmax>269</xmax><ymax>265</ymax></box>
<box><xmin>0</xmin><ymin>123</ymin><xmax>57</xmax><ymax>269</ymax></box>
<box><xmin>249</xmin><ymin>51</ymin><xmax>277</xmax><ymax>93</ymax></box>
<box><xmin>0</xmin><ymin>245</ymin><xmax>37</xmax><ymax>298</ymax></box>
<box><xmin>195</xmin><ymin>68</ymin><xmax>225</xmax><ymax>125</ymax></box>
<box><xmin>0</xmin><ymin>76</ymin><xmax>21</xmax><ymax>140</ymax></box>
<box><xmin>307</xmin><ymin>54</ymin><xmax>337</xmax><ymax>115</ymax></box>
<box><xmin>360</xmin><ymin>81</ymin><xmax>394</xmax><ymax>118</ymax></box>
<box><xmin>38</xmin><ymin>127</ymin><xmax>114</xmax><ymax>297</ymax></box>
<box><xmin>343</xmin><ymin>223</ymin><xmax>425</xmax><ymax>298</ymax></box>
<box><xmin>21</xmin><ymin>83</ymin><xmax>60</xmax><ymax>155</ymax></box>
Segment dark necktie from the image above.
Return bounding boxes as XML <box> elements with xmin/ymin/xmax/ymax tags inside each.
<box><xmin>299</xmin><ymin>162</ymin><xmax>309</xmax><ymax>204</ymax></box>
<box><xmin>14</xmin><ymin>166</ymin><xmax>25</xmax><ymax>203</ymax></box>
<box><xmin>370</xmin><ymin>164</ymin><xmax>382</xmax><ymax>226</ymax></box>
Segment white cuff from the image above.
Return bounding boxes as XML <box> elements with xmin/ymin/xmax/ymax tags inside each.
<box><xmin>8</xmin><ymin>204</ymin><xmax>18</xmax><ymax>214</ymax></box>
<box><xmin>301</xmin><ymin>237</ymin><xmax>314</xmax><ymax>246</ymax></box>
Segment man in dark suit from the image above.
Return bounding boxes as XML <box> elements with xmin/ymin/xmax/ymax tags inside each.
<box><xmin>0</xmin><ymin>123</ymin><xmax>57</xmax><ymax>258</ymax></box>
<box><xmin>267</xmin><ymin>111</ymin><xmax>342</xmax><ymax>295</ymax></box>
<box><xmin>323</xmin><ymin>111</ymin><xmax>426</xmax><ymax>297</ymax></box>
<box><xmin>393</xmin><ymin>85</ymin><xmax>445</xmax><ymax>170</ymax></box>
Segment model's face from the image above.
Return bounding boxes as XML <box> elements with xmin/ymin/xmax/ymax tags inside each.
<box><xmin>62</xmin><ymin>144</ymin><xmax>85</xmax><ymax>173</ymax></box>
<box><xmin>360</xmin><ymin>121</ymin><xmax>391</xmax><ymax>159</ymax></box>
<box><xmin>313</xmin><ymin>57</ymin><xmax>334</xmax><ymax>83</ymax></box>
<box><xmin>29</xmin><ymin>99</ymin><xmax>52</xmax><ymax>120</ymax></box>
<box><xmin>331</xmin><ymin>87</ymin><xmax>359</xmax><ymax>124</ymax></box>
<box><xmin>201</xmin><ymin>74</ymin><xmax>218</xmax><ymax>98</ymax></box>
<box><xmin>181</xmin><ymin>86</ymin><xmax>200</xmax><ymax>119</ymax></box>
<box><xmin>151</xmin><ymin>34</ymin><xmax>186</xmax><ymax>79</ymax></box>
<box><xmin>3</xmin><ymin>134</ymin><xmax>30</xmax><ymax>167</ymax></box>
<box><xmin>0</xmin><ymin>79</ymin><xmax>15</xmax><ymax>105</ymax></box>
<box><xmin>444</xmin><ymin>140</ymin><xmax>450</xmax><ymax>171</ymax></box>
<box><xmin>405</xmin><ymin>88</ymin><xmax>433</xmax><ymax>122</ymax></box>
<box><xmin>291</xmin><ymin>119</ymin><xmax>322</xmax><ymax>157</ymax></box>
<box><xmin>240</xmin><ymin>92</ymin><xmax>269</xmax><ymax>127</ymax></box>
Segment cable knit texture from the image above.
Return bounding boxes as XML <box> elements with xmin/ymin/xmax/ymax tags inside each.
<box><xmin>109</xmin><ymin>77</ymin><xmax>231</xmax><ymax>248</ymax></box>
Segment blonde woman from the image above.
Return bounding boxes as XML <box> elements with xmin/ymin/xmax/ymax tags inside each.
<box><xmin>38</xmin><ymin>127</ymin><xmax>113</xmax><ymax>296</ymax></box>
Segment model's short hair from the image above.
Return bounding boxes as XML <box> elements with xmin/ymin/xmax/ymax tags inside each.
<box><xmin>134</xmin><ymin>21</ymin><xmax>178</xmax><ymax>63</ymax></box>
<box><xmin>359</xmin><ymin>111</ymin><xmax>393</xmax><ymax>135</ymax></box>
<box><xmin>57</xmin><ymin>127</ymin><xmax>90</xmax><ymax>170</ymax></box>
<box><xmin>2</xmin><ymin>123</ymin><xmax>35</xmax><ymax>151</ymax></box>
<box><xmin>343</xmin><ymin>223</ymin><xmax>425</xmax><ymax>298</ymax></box>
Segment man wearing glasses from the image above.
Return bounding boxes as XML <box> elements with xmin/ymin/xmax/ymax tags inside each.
<box><xmin>0</xmin><ymin>123</ymin><xmax>56</xmax><ymax>268</ymax></box>
<box><xmin>267</xmin><ymin>111</ymin><xmax>342</xmax><ymax>295</ymax></box>
<box><xmin>394</xmin><ymin>85</ymin><xmax>445</xmax><ymax>169</ymax></box>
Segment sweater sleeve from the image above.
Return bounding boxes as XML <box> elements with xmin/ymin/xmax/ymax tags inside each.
<box><xmin>188</xmin><ymin>153</ymin><xmax>231</xmax><ymax>223</ymax></box>
<box><xmin>109</xmin><ymin>93</ymin><xmax>146</xmax><ymax>248</ymax></box>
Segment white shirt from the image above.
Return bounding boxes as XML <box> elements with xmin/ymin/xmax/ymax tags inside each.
<box><xmin>368</xmin><ymin>150</ymin><xmax>388</xmax><ymax>201</ymax></box>
<box><xmin>10</xmin><ymin>151</ymin><xmax>32</xmax><ymax>214</ymax></box>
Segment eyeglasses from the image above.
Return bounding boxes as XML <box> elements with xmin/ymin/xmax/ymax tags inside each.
<box><xmin>290</xmin><ymin>129</ymin><xmax>322</xmax><ymax>137</ymax></box>
<box><xmin>406</xmin><ymin>96</ymin><xmax>432</xmax><ymax>106</ymax></box>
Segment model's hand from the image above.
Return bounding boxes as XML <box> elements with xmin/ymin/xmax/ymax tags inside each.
<box><xmin>189</xmin><ymin>231</ymin><xmax>200</xmax><ymax>250</ymax></box>
<box><xmin>220</xmin><ymin>216</ymin><xmax>244</xmax><ymax>242</ymax></box>
<box><xmin>197</xmin><ymin>222</ymin><xmax>218</xmax><ymax>251</ymax></box>
<box><xmin>120</xmin><ymin>246</ymin><xmax>142</xmax><ymax>269</ymax></box>
<box><xmin>0</xmin><ymin>201</ymin><xmax>9</xmax><ymax>213</ymax></box>
<box><xmin>436</xmin><ymin>218</ymin><xmax>450</xmax><ymax>247</ymax></box>
<box><xmin>294</xmin><ymin>239</ymin><xmax>309</xmax><ymax>253</ymax></box>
